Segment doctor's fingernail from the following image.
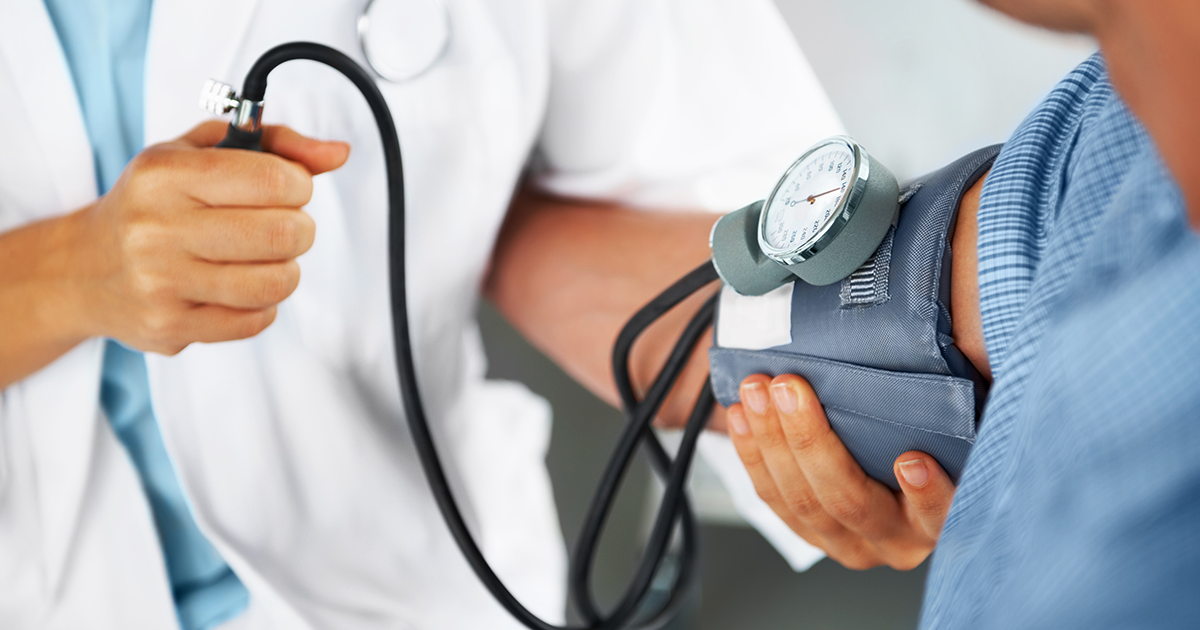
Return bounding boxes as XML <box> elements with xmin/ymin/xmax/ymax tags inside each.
<box><xmin>770</xmin><ymin>383</ymin><xmax>797</xmax><ymax>414</ymax></box>
<box><xmin>728</xmin><ymin>408</ymin><xmax>750</xmax><ymax>435</ymax></box>
<box><xmin>742</xmin><ymin>382</ymin><xmax>769</xmax><ymax>414</ymax></box>
<box><xmin>899</xmin><ymin>459</ymin><xmax>928</xmax><ymax>488</ymax></box>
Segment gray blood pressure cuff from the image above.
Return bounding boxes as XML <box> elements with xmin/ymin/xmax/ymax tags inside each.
<box><xmin>708</xmin><ymin>145</ymin><xmax>1000</xmax><ymax>490</ymax></box>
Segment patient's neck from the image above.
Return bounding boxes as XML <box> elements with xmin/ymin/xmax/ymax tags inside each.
<box><xmin>1095</xmin><ymin>0</ymin><xmax>1200</xmax><ymax>229</ymax></box>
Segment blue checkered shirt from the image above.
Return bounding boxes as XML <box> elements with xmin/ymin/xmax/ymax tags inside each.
<box><xmin>920</xmin><ymin>54</ymin><xmax>1200</xmax><ymax>627</ymax></box>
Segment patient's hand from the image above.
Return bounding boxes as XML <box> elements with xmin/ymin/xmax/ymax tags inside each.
<box><xmin>727</xmin><ymin>373</ymin><xmax>955</xmax><ymax>570</ymax></box>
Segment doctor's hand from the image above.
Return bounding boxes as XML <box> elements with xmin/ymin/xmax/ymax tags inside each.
<box><xmin>72</xmin><ymin>121</ymin><xmax>350</xmax><ymax>354</ymax></box>
<box><xmin>727</xmin><ymin>373</ymin><xmax>955</xmax><ymax>571</ymax></box>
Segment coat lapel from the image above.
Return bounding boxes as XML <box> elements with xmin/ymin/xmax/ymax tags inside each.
<box><xmin>0</xmin><ymin>0</ymin><xmax>106</xmax><ymax>596</ymax></box>
<box><xmin>0</xmin><ymin>0</ymin><xmax>97</xmax><ymax>215</ymax></box>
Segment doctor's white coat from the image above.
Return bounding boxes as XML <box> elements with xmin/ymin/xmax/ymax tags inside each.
<box><xmin>0</xmin><ymin>0</ymin><xmax>842</xmax><ymax>627</ymax></box>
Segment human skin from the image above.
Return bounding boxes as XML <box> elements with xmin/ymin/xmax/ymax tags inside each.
<box><xmin>0</xmin><ymin>121</ymin><xmax>349</xmax><ymax>389</ymax></box>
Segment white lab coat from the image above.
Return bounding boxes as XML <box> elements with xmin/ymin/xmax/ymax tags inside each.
<box><xmin>0</xmin><ymin>0</ymin><xmax>842</xmax><ymax>627</ymax></box>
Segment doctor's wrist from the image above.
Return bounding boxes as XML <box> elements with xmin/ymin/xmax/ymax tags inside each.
<box><xmin>0</xmin><ymin>209</ymin><xmax>97</xmax><ymax>388</ymax></box>
<box><xmin>54</xmin><ymin>204</ymin><xmax>111</xmax><ymax>342</ymax></box>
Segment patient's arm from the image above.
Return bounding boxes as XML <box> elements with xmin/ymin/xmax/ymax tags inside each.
<box><xmin>950</xmin><ymin>171</ymin><xmax>991</xmax><ymax>380</ymax></box>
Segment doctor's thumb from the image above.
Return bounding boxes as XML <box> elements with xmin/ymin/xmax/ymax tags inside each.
<box><xmin>893</xmin><ymin>451</ymin><xmax>956</xmax><ymax>540</ymax></box>
<box><xmin>260</xmin><ymin>125</ymin><xmax>352</xmax><ymax>175</ymax></box>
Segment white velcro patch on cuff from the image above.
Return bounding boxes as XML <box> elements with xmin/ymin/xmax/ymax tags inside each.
<box><xmin>715</xmin><ymin>283</ymin><xmax>794</xmax><ymax>350</ymax></box>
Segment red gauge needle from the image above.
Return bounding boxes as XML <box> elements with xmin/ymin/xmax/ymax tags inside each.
<box><xmin>806</xmin><ymin>187</ymin><xmax>840</xmax><ymax>204</ymax></box>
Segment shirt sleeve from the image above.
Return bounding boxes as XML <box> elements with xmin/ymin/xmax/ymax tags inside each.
<box><xmin>533</xmin><ymin>0</ymin><xmax>845</xmax><ymax>213</ymax></box>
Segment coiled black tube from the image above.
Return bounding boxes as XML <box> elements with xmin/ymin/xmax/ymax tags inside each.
<box><xmin>222</xmin><ymin>42</ymin><xmax>719</xmax><ymax>630</ymax></box>
<box><xmin>570</xmin><ymin>263</ymin><xmax>718</xmax><ymax>626</ymax></box>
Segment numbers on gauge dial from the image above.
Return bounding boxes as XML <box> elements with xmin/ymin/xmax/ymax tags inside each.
<box><xmin>764</xmin><ymin>142</ymin><xmax>855</xmax><ymax>252</ymax></box>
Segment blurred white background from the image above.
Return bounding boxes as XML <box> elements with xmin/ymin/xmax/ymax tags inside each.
<box><xmin>480</xmin><ymin>1</ymin><xmax>1094</xmax><ymax>627</ymax></box>
<box><xmin>777</xmin><ymin>0</ymin><xmax>1095</xmax><ymax>180</ymax></box>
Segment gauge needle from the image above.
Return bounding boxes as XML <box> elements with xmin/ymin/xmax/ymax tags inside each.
<box><xmin>806</xmin><ymin>187</ymin><xmax>840</xmax><ymax>204</ymax></box>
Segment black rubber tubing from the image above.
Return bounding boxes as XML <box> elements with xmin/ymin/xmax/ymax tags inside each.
<box><xmin>223</xmin><ymin>42</ymin><xmax>719</xmax><ymax>630</ymax></box>
<box><xmin>571</xmin><ymin>264</ymin><xmax>719</xmax><ymax>625</ymax></box>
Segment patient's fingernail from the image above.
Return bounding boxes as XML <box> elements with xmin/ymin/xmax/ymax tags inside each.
<box><xmin>770</xmin><ymin>383</ymin><xmax>797</xmax><ymax>414</ymax></box>
<box><xmin>743</xmin><ymin>382</ymin><xmax>768</xmax><ymax>414</ymax></box>
<box><xmin>899</xmin><ymin>459</ymin><xmax>928</xmax><ymax>488</ymax></box>
<box><xmin>728</xmin><ymin>408</ymin><xmax>749</xmax><ymax>435</ymax></box>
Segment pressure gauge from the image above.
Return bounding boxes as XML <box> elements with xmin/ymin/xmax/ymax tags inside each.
<box><xmin>761</xmin><ymin>137</ymin><xmax>861</xmax><ymax>262</ymax></box>
<box><xmin>710</xmin><ymin>136</ymin><xmax>900</xmax><ymax>294</ymax></box>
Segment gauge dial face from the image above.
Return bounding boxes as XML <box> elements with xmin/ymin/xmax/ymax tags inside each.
<box><xmin>762</xmin><ymin>140</ymin><xmax>857</xmax><ymax>255</ymax></box>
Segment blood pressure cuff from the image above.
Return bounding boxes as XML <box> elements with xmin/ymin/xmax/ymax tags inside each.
<box><xmin>708</xmin><ymin>145</ymin><xmax>1000</xmax><ymax>490</ymax></box>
